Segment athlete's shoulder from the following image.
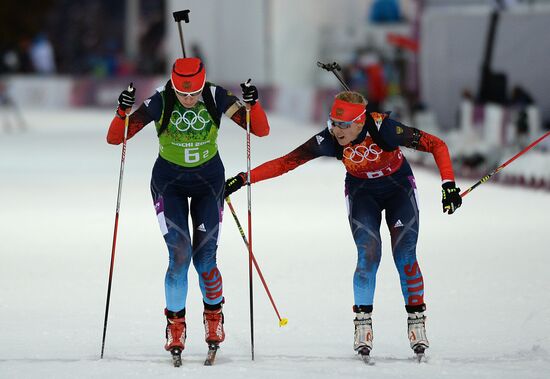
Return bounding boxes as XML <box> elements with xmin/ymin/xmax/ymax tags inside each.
<box><xmin>368</xmin><ymin>111</ymin><xmax>391</xmax><ymax>130</ymax></box>
<box><xmin>307</xmin><ymin>127</ymin><xmax>337</xmax><ymax>157</ymax></box>
<box><xmin>207</xmin><ymin>81</ymin><xmax>240</xmax><ymax>115</ymax></box>
<box><xmin>143</xmin><ymin>90</ymin><xmax>163</xmax><ymax>121</ymax></box>
<box><xmin>363</xmin><ymin>111</ymin><xmax>400</xmax><ymax>151</ymax></box>
<box><xmin>373</xmin><ymin>111</ymin><xmax>413</xmax><ymax>149</ymax></box>
<box><xmin>208</xmin><ymin>81</ymin><xmax>237</xmax><ymax>99</ymax></box>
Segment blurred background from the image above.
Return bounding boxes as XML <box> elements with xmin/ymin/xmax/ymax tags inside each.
<box><xmin>1</xmin><ymin>0</ymin><xmax>550</xmax><ymax>188</ymax></box>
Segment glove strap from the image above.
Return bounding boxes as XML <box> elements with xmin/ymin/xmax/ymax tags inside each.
<box><xmin>115</xmin><ymin>107</ymin><xmax>127</xmax><ymax>120</ymax></box>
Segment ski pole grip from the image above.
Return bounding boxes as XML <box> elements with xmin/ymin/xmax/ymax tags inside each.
<box><xmin>173</xmin><ymin>10</ymin><xmax>190</xmax><ymax>23</ymax></box>
<box><xmin>317</xmin><ymin>61</ymin><xmax>341</xmax><ymax>72</ymax></box>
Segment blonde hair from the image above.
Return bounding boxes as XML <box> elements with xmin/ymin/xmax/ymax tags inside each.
<box><xmin>335</xmin><ymin>91</ymin><xmax>367</xmax><ymax>105</ymax></box>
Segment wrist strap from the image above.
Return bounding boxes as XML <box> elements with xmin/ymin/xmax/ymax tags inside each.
<box><xmin>115</xmin><ymin>107</ymin><xmax>127</xmax><ymax>120</ymax></box>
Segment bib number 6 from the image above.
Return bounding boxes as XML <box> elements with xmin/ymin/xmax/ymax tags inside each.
<box><xmin>184</xmin><ymin>147</ymin><xmax>200</xmax><ymax>163</ymax></box>
<box><xmin>184</xmin><ymin>147</ymin><xmax>210</xmax><ymax>163</ymax></box>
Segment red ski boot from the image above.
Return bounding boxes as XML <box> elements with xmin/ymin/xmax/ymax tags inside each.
<box><xmin>203</xmin><ymin>303</ymin><xmax>225</xmax><ymax>345</ymax></box>
<box><xmin>164</xmin><ymin>309</ymin><xmax>186</xmax><ymax>352</ymax></box>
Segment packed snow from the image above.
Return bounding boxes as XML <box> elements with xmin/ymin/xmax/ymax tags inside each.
<box><xmin>1</xmin><ymin>109</ymin><xmax>549</xmax><ymax>378</ymax></box>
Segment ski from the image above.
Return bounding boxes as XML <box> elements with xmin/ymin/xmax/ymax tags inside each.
<box><xmin>204</xmin><ymin>344</ymin><xmax>219</xmax><ymax>366</ymax></box>
<box><xmin>413</xmin><ymin>345</ymin><xmax>427</xmax><ymax>363</ymax></box>
<box><xmin>357</xmin><ymin>347</ymin><xmax>374</xmax><ymax>365</ymax></box>
<box><xmin>170</xmin><ymin>347</ymin><xmax>182</xmax><ymax>367</ymax></box>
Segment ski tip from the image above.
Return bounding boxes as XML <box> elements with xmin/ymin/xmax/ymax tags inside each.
<box><xmin>170</xmin><ymin>348</ymin><xmax>182</xmax><ymax>367</ymax></box>
<box><xmin>204</xmin><ymin>345</ymin><xmax>219</xmax><ymax>366</ymax></box>
<box><xmin>412</xmin><ymin>346</ymin><xmax>428</xmax><ymax>363</ymax></box>
<box><xmin>357</xmin><ymin>348</ymin><xmax>374</xmax><ymax>365</ymax></box>
<box><xmin>362</xmin><ymin>356</ymin><xmax>375</xmax><ymax>365</ymax></box>
<box><xmin>279</xmin><ymin>318</ymin><xmax>289</xmax><ymax>327</ymax></box>
<box><xmin>415</xmin><ymin>353</ymin><xmax>427</xmax><ymax>363</ymax></box>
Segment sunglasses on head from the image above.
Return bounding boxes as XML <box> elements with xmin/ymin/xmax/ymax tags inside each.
<box><xmin>175</xmin><ymin>88</ymin><xmax>203</xmax><ymax>98</ymax></box>
<box><xmin>327</xmin><ymin>109</ymin><xmax>366</xmax><ymax>129</ymax></box>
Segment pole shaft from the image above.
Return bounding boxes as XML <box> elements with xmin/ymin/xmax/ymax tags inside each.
<box><xmin>101</xmin><ymin>108</ymin><xmax>130</xmax><ymax>358</ymax></box>
<box><xmin>333</xmin><ymin>70</ymin><xmax>351</xmax><ymax>91</ymax></box>
<box><xmin>225</xmin><ymin>198</ymin><xmax>284</xmax><ymax>322</ymax></box>
<box><xmin>317</xmin><ymin>61</ymin><xmax>351</xmax><ymax>91</ymax></box>
<box><xmin>177</xmin><ymin>22</ymin><xmax>186</xmax><ymax>57</ymax></box>
<box><xmin>245</xmin><ymin>107</ymin><xmax>255</xmax><ymax>360</ymax></box>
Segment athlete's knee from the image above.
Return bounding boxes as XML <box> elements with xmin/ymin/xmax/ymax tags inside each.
<box><xmin>354</xmin><ymin>266</ymin><xmax>370</xmax><ymax>285</ymax></box>
<box><xmin>357</xmin><ymin>242</ymin><xmax>381</xmax><ymax>268</ymax></box>
<box><xmin>167</xmin><ymin>240</ymin><xmax>192</xmax><ymax>269</ymax></box>
<box><xmin>355</xmin><ymin>249</ymin><xmax>380</xmax><ymax>284</ymax></box>
<box><xmin>193</xmin><ymin>244</ymin><xmax>218</xmax><ymax>266</ymax></box>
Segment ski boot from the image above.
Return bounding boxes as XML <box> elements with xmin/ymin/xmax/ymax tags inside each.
<box><xmin>203</xmin><ymin>301</ymin><xmax>225</xmax><ymax>365</ymax></box>
<box><xmin>406</xmin><ymin>304</ymin><xmax>429</xmax><ymax>361</ymax></box>
<box><xmin>203</xmin><ymin>301</ymin><xmax>225</xmax><ymax>344</ymax></box>
<box><xmin>353</xmin><ymin>305</ymin><xmax>373</xmax><ymax>363</ymax></box>
<box><xmin>164</xmin><ymin>308</ymin><xmax>186</xmax><ymax>367</ymax></box>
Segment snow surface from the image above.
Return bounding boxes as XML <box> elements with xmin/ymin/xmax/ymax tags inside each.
<box><xmin>1</xmin><ymin>110</ymin><xmax>550</xmax><ymax>378</ymax></box>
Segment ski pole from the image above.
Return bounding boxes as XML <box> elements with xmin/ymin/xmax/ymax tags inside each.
<box><xmin>225</xmin><ymin>196</ymin><xmax>288</xmax><ymax>327</ymax></box>
<box><xmin>317</xmin><ymin>61</ymin><xmax>351</xmax><ymax>91</ymax></box>
<box><xmin>245</xmin><ymin>100</ymin><xmax>255</xmax><ymax>361</ymax></box>
<box><xmin>461</xmin><ymin>130</ymin><xmax>550</xmax><ymax>197</ymax></box>
<box><xmin>101</xmin><ymin>83</ymin><xmax>133</xmax><ymax>359</ymax></box>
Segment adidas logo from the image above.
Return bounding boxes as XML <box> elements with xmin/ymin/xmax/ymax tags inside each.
<box><xmin>316</xmin><ymin>135</ymin><xmax>324</xmax><ymax>145</ymax></box>
<box><xmin>197</xmin><ymin>223</ymin><xmax>206</xmax><ymax>232</ymax></box>
<box><xmin>144</xmin><ymin>98</ymin><xmax>151</xmax><ymax>107</ymax></box>
<box><xmin>394</xmin><ymin>219</ymin><xmax>404</xmax><ymax>228</ymax></box>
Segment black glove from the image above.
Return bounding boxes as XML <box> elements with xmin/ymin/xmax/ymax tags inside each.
<box><xmin>441</xmin><ymin>181</ymin><xmax>462</xmax><ymax>215</ymax></box>
<box><xmin>224</xmin><ymin>173</ymin><xmax>247</xmax><ymax>198</ymax></box>
<box><xmin>240</xmin><ymin>79</ymin><xmax>258</xmax><ymax>105</ymax></box>
<box><xmin>118</xmin><ymin>84</ymin><xmax>136</xmax><ymax>111</ymax></box>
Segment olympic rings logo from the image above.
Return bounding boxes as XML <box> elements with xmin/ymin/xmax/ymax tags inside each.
<box><xmin>171</xmin><ymin>109</ymin><xmax>211</xmax><ymax>132</ymax></box>
<box><xmin>343</xmin><ymin>143</ymin><xmax>383</xmax><ymax>163</ymax></box>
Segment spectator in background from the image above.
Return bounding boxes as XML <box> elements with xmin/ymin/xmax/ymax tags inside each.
<box><xmin>191</xmin><ymin>43</ymin><xmax>206</xmax><ymax>67</ymax></box>
<box><xmin>369</xmin><ymin>0</ymin><xmax>402</xmax><ymax>23</ymax></box>
<box><xmin>14</xmin><ymin>38</ymin><xmax>34</xmax><ymax>73</ymax></box>
<box><xmin>510</xmin><ymin>85</ymin><xmax>535</xmax><ymax>148</ymax></box>
<box><xmin>29</xmin><ymin>33</ymin><xmax>56</xmax><ymax>74</ymax></box>
<box><xmin>137</xmin><ymin>12</ymin><xmax>165</xmax><ymax>74</ymax></box>
<box><xmin>1</xmin><ymin>49</ymin><xmax>19</xmax><ymax>73</ymax></box>
<box><xmin>510</xmin><ymin>85</ymin><xmax>534</xmax><ymax>108</ymax></box>
<box><xmin>0</xmin><ymin>80</ymin><xmax>28</xmax><ymax>133</ymax></box>
<box><xmin>346</xmin><ymin>50</ymin><xmax>387</xmax><ymax>113</ymax></box>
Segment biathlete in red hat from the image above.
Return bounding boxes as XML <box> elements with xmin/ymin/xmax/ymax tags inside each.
<box><xmin>224</xmin><ymin>91</ymin><xmax>462</xmax><ymax>360</ymax></box>
<box><xmin>106</xmin><ymin>57</ymin><xmax>270</xmax><ymax>358</ymax></box>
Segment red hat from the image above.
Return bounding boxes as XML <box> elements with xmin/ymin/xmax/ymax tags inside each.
<box><xmin>171</xmin><ymin>57</ymin><xmax>206</xmax><ymax>93</ymax></box>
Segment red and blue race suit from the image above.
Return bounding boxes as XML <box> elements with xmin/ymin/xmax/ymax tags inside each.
<box><xmin>107</xmin><ymin>83</ymin><xmax>269</xmax><ymax>312</ymax></box>
<box><xmin>249</xmin><ymin>112</ymin><xmax>455</xmax><ymax>309</ymax></box>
